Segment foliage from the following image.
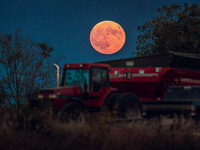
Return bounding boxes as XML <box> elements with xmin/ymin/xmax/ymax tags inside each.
<box><xmin>135</xmin><ymin>3</ymin><xmax>200</xmax><ymax>56</ymax></box>
<box><xmin>0</xmin><ymin>108</ymin><xmax>200</xmax><ymax>150</ymax></box>
<box><xmin>0</xmin><ymin>30</ymin><xmax>56</xmax><ymax>108</ymax></box>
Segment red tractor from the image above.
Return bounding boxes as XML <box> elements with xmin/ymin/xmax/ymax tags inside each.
<box><xmin>38</xmin><ymin>63</ymin><xmax>126</xmax><ymax>119</ymax></box>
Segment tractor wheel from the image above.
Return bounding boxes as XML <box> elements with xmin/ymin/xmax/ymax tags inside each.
<box><xmin>59</xmin><ymin>102</ymin><xmax>87</xmax><ymax>122</ymax></box>
<box><xmin>102</xmin><ymin>93</ymin><xmax>119</xmax><ymax>113</ymax></box>
<box><xmin>117</xmin><ymin>93</ymin><xmax>142</xmax><ymax>119</ymax></box>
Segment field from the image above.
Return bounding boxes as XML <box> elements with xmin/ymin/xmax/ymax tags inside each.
<box><xmin>0</xmin><ymin>108</ymin><xmax>200</xmax><ymax>150</ymax></box>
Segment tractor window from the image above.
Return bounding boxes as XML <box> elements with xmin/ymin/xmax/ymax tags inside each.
<box><xmin>102</xmin><ymin>68</ymin><xmax>110</xmax><ymax>87</ymax></box>
<box><xmin>91</xmin><ymin>68</ymin><xmax>109</xmax><ymax>92</ymax></box>
<box><xmin>63</xmin><ymin>69</ymin><xmax>89</xmax><ymax>92</ymax></box>
<box><xmin>91</xmin><ymin>68</ymin><xmax>101</xmax><ymax>92</ymax></box>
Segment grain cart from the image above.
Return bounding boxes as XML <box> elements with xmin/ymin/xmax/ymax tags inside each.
<box><xmin>102</xmin><ymin>52</ymin><xmax>200</xmax><ymax>118</ymax></box>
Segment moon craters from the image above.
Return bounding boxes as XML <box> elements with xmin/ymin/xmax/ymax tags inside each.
<box><xmin>90</xmin><ymin>21</ymin><xmax>126</xmax><ymax>54</ymax></box>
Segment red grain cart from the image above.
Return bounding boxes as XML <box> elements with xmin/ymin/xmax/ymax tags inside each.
<box><xmin>103</xmin><ymin>52</ymin><xmax>200</xmax><ymax>118</ymax></box>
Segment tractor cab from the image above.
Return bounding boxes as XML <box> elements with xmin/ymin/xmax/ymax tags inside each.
<box><xmin>38</xmin><ymin>63</ymin><xmax>116</xmax><ymax>112</ymax></box>
<box><xmin>62</xmin><ymin>63</ymin><xmax>111</xmax><ymax>95</ymax></box>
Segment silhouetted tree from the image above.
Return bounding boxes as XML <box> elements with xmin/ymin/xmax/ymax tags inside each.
<box><xmin>0</xmin><ymin>30</ymin><xmax>56</xmax><ymax>108</ymax></box>
<box><xmin>135</xmin><ymin>3</ymin><xmax>200</xmax><ymax>56</ymax></box>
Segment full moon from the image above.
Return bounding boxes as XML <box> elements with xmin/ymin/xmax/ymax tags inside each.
<box><xmin>90</xmin><ymin>21</ymin><xmax>126</xmax><ymax>54</ymax></box>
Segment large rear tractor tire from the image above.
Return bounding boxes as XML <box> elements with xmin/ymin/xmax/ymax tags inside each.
<box><xmin>102</xmin><ymin>93</ymin><xmax>119</xmax><ymax>117</ymax></box>
<box><xmin>117</xmin><ymin>93</ymin><xmax>142</xmax><ymax>119</ymax></box>
<box><xmin>103</xmin><ymin>93</ymin><xmax>119</xmax><ymax>112</ymax></box>
<box><xmin>59</xmin><ymin>102</ymin><xmax>88</xmax><ymax>122</ymax></box>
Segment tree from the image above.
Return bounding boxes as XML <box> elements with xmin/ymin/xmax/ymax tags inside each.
<box><xmin>0</xmin><ymin>30</ymin><xmax>56</xmax><ymax>108</ymax></box>
<box><xmin>135</xmin><ymin>3</ymin><xmax>200</xmax><ymax>56</ymax></box>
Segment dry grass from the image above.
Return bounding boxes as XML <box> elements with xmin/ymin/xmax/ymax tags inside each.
<box><xmin>0</xmin><ymin>107</ymin><xmax>200</xmax><ymax>150</ymax></box>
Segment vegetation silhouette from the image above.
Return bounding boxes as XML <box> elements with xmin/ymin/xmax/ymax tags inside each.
<box><xmin>136</xmin><ymin>3</ymin><xmax>200</xmax><ymax>56</ymax></box>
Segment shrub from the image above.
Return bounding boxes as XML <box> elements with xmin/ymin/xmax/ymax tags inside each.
<box><xmin>0</xmin><ymin>108</ymin><xmax>200</xmax><ymax>150</ymax></box>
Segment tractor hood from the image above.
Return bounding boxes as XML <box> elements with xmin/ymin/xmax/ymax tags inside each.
<box><xmin>38</xmin><ymin>85</ymin><xmax>82</xmax><ymax>98</ymax></box>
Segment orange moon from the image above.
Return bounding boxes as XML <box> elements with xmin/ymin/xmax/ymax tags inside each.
<box><xmin>90</xmin><ymin>21</ymin><xmax>126</xmax><ymax>54</ymax></box>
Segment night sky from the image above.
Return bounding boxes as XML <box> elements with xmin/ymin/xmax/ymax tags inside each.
<box><xmin>1</xmin><ymin>0</ymin><xmax>199</xmax><ymax>65</ymax></box>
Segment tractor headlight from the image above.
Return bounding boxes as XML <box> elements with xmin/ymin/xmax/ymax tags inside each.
<box><xmin>49</xmin><ymin>94</ymin><xmax>57</xmax><ymax>99</ymax></box>
<box><xmin>38</xmin><ymin>94</ymin><xmax>57</xmax><ymax>99</ymax></box>
<box><xmin>38</xmin><ymin>94</ymin><xmax>44</xmax><ymax>99</ymax></box>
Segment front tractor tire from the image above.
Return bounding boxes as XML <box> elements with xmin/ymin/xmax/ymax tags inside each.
<box><xmin>117</xmin><ymin>93</ymin><xmax>142</xmax><ymax>119</ymax></box>
<box><xmin>59</xmin><ymin>102</ymin><xmax>87</xmax><ymax>122</ymax></box>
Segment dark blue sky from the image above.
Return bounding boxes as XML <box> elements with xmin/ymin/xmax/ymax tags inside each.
<box><xmin>1</xmin><ymin>0</ymin><xmax>199</xmax><ymax>64</ymax></box>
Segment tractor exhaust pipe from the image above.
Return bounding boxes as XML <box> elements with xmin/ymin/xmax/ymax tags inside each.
<box><xmin>53</xmin><ymin>63</ymin><xmax>60</xmax><ymax>88</ymax></box>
